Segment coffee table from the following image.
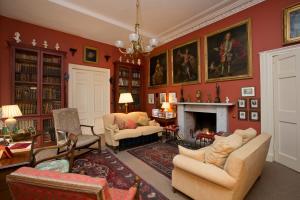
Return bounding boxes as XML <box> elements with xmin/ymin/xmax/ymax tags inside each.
<box><xmin>0</xmin><ymin>151</ymin><xmax>31</xmax><ymax>170</ymax></box>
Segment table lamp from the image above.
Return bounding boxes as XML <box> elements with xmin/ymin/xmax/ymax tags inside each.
<box><xmin>118</xmin><ymin>93</ymin><xmax>133</xmax><ymax>113</ymax></box>
<box><xmin>161</xmin><ymin>102</ymin><xmax>170</xmax><ymax>112</ymax></box>
<box><xmin>1</xmin><ymin>105</ymin><xmax>22</xmax><ymax>132</ymax></box>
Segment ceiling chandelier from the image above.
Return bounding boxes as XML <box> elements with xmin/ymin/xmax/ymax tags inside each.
<box><xmin>114</xmin><ymin>0</ymin><xmax>158</xmax><ymax>61</ymax></box>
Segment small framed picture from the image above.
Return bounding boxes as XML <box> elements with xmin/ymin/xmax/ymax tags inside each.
<box><xmin>160</xmin><ymin>93</ymin><xmax>167</xmax><ymax>104</ymax></box>
<box><xmin>249</xmin><ymin>111</ymin><xmax>260</xmax><ymax>121</ymax></box>
<box><xmin>148</xmin><ymin>93</ymin><xmax>154</xmax><ymax>104</ymax></box>
<box><xmin>84</xmin><ymin>46</ymin><xmax>99</xmax><ymax>63</ymax></box>
<box><xmin>238</xmin><ymin>110</ymin><xmax>248</xmax><ymax>120</ymax></box>
<box><xmin>241</xmin><ymin>86</ymin><xmax>255</xmax><ymax>97</ymax></box>
<box><xmin>238</xmin><ymin>99</ymin><xmax>247</xmax><ymax>109</ymax></box>
<box><xmin>168</xmin><ymin>92</ymin><xmax>177</xmax><ymax>103</ymax></box>
<box><xmin>284</xmin><ymin>3</ymin><xmax>300</xmax><ymax>45</ymax></box>
<box><xmin>152</xmin><ymin>109</ymin><xmax>160</xmax><ymax>117</ymax></box>
<box><xmin>249</xmin><ymin>98</ymin><xmax>260</xmax><ymax>109</ymax></box>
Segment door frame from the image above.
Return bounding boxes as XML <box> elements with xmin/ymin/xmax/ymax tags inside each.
<box><xmin>260</xmin><ymin>44</ymin><xmax>300</xmax><ymax>161</ymax></box>
<box><xmin>68</xmin><ymin>63</ymin><xmax>110</xmax><ymax>116</ymax></box>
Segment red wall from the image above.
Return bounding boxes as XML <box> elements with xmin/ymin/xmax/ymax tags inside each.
<box><xmin>145</xmin><ymin>0</ymin><xmax>299</xmax><ymax>133</ymax></box>
<box><xmin>0</xmin><ymin>15</ymin><xmax>121</xmax><ymax>111</ymax></box>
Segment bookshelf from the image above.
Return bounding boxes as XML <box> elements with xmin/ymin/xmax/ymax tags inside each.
<box><xmin>9</xmin><ymin>42</ymin><xmax>65</xmax><ymax>146</ymax></box>
<box><xmin>114</xmin><ymin>61</ymin><xmax>142</xmax><ymax>112</ymax></box>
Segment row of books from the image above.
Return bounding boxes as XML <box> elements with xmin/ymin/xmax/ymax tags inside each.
<box><xmin>43</xmin><ymin>66</ymin><xmax>61</xmax><ymax>76</ymax></box>
<box><xmin>119</xmin><ymin>69</ymin><xmax>129</xmax><ymax>77</ymax></box>
<box><xmin>15</xmin><ymin>63</ymin><xmax>37</xmax><ymax>73</ymax></box>
<box><xmin>17</xmin><ymin>120</ymin><xmax>37</xmax><ymax>130</ymax></box>
<box><xmin>18</xmin><ymin>103</ymin><xmax>37</xmax><ymax>115</ymax></box>
<box><xmin>43</xmin><ymin>76</ymin><xmax>61</xmax><ymax>84</ymax></box>
<box><xmin>118</xmin><ymin>78</ymin><xmax>129</xmax><ymax>86</ymax></box>
<box><xmin>42</xmin><ymin>102</ymin><xmax>61</xmax><ymax>114</ymax></box>
<box><xmin>15</xmin><ymin>73</ymin><xmax>37</xmax><ymax>82</ymax></box>
<box><xmin>16</xmin><ymin>53</ymin><xmax>37</xmax><ymax>61</ymax></box>
<box><xmin>43</xmin><ymin>56</ymin><xmax>61</xmax><ymax>64</ymax></box>
<box><xmin>15</xmin><ymin>86</ymin><xmax>37</xmax><ymax>100</ymax></box>
<box><xmin>42</xmin><ymin>87</ymin><xmax>61</xmax><ymax>100</ymax></box>
<box><xmin>132</xmin><ymin>71</ymin><xmax>141</xmax><ymax>79</ymax></box>
<box><xmin>132</xmin><ymin>80</ymin><xmax>140</xmax><ymax>87</ymax></box>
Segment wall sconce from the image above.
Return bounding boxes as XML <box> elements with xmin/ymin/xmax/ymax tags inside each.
<box><xmin>104</xmin><ymin>55</ymin><xmax>111</xmax><ymax>62</ymax></box>
<box><xmin>69</xmin><ymin>48</ymin><xmax>77</xmax><ymax>56</ymax></box>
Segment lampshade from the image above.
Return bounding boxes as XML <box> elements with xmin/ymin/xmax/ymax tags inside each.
<box><xmin>1</xmin><ymin>105</ymin><xmax>22</xmax><ymax>118</ymax></box>
<box><xmin>161</xmin><ymin>102</ymin><xmax>170</xmax><ymax>110</ymax></box>
<box><xmin>119</xmin><ymin>93</ymin><xmax>134</xmax><ymax>104</ymax></box>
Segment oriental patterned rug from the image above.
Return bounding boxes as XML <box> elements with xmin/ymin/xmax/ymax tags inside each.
<box><xmin>127</xmin><ymin>142</ymin><xmax>179</xmax><ymax>179</ymax></box>
<box><xmin>72</xmin><ymin>149</ymin><xmax>168</xmax><ymax>200</ymax></box>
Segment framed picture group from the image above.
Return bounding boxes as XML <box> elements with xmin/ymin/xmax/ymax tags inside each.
<box><xmin>148</xmin><ymin>19</ymin><xmax>253</xmax><ymax>86</ymax></box>
<box><xmin>237</xmin><ymin>86</ymin><xmax>260</xmax><ymax>121</ymax></box>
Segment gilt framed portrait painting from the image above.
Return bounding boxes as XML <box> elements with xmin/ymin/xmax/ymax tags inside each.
<box><xmin>205</xmin><ymin>19</ymin><xmax>252</xmax><ymax>82</ymax></box>
<box><xmin>171</xmin><ymin>40</ymin><xmax>200</xmax><ymax>85</ymax></box>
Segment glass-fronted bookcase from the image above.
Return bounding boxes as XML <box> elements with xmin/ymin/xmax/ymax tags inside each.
<box><xmin>10</xmin><ymin>42</ymin><xmax>65</xmax><ymax>146</ymax></box>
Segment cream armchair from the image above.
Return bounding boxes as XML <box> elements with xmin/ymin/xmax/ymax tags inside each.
<box><xmin>172</xmin><ymin>133</ymin><xmax>271</xmax><ymax>200</ymax></box>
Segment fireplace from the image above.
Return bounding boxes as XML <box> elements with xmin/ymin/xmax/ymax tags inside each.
<box><xmin>177</xmin><ymin>102</ymin><xmax>234</xmax><ymax>141</ymax></box>
<box><xmin>194</xmin><ymin>112</ymin><xmax>216</xmax><ymax>133</ymax></box>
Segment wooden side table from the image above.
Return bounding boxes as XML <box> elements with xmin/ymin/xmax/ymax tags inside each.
<box><xmin>151</xmin><ymin>116</ymin><xmax>176</xmax><ymax>127</ymax></box>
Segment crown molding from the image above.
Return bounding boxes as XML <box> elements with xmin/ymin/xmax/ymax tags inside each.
<box><xmin>159</xmin><ymin>0</ymin><xmax>266</xmax><ymax>44</ymax></box>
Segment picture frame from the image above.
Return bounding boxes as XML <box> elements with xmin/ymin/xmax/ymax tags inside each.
<box><xmin>168</xmin><ymin>92</ymin><xmax>177</xmax><ymax>103</ymax></box>
<box><xmin>160</xmin><ymin>93</ymin><xmax>167</xmax><ymax>104</ymax></box>
<box><xmin>284</xmin><ymin>3</ymin><xmax>300</xmax><ymax>45</ymax></box>
<box><xmin>241</xmin><ymin>86</ymin><xmax>255</xmax><ymax>97</ymax></box>
<box><xmin>148</xmin><ymin>93</ymin><xmax>154</xmax><ymax>104</ymax></box>
<box><xmin>249</xmin><ymin>110</ymin><xmax>260</xmax><ymax>121</ymax></box>
<box><xmin>205</xmin><ymin>19</ymin><xmax>252</xmax><ymax>82</ymax></box>
<box><xmin>149</xmin><ymin>51</ymin><xmax>168</xmax><ymax>87</ymax></box>
<box><xmin>238</xmin><ymin>99</ymin><xmax>247</xmax><ymax>109</ymax></box>
<box><xmin>171</xmin><ymin>40</ymin><xmax>200</xmax><ymax>85</ymax></box>
<box><xmin>238</xmin><ymin>110</ymin><xmax>248</xmax><ymax>120</ymax></box>
<box><xmin>84</xmin><ymin>46</ymin><xmax>99</xmax><ymax>64</ymax></box>
<box><xmin>249</xmin><ymin>98</ymin><xmax>260</xmax><ymax>109</ymax></box>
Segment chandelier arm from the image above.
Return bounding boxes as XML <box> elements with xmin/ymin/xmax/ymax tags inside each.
<box><xmin>118</xmin><ymin>48</ymin><xmax>127</xmax><ymax>54</ymax></box>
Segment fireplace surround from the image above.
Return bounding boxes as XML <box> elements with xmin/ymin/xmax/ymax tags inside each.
<box><xmin>177</xmin><ymin>102</ymin><xmax>234</xmax><ymax>140</ymax></box>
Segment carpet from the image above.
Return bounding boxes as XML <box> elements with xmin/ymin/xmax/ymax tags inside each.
<box><xmin>127</xmin><ymin>142</ymin><xmax>178</xmax><ymax>179</ymax></box>
<box><xmin>72</xmin><ymin>150</ymin><xmax>168</xmax><ymax>200</ymax></box>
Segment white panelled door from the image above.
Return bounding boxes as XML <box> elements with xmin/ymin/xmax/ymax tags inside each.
<box><xmin>69</xmin><ymin>64</ymin><xmax>110</xmax><ymax>135</ymax></box>
<box><xmin>273</xmin><ymin>49</ymin><xmax>300</xmax><ymax>172</ymax></box>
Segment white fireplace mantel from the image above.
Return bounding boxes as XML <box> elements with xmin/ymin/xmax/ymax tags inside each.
<box><xmin>176</xmin><ymin>102</ymin><xmax>235</xmax><ymax>140</ymax></box>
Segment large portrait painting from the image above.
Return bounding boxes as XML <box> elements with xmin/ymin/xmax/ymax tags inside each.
<box><xmin>172</xmin><ymin>40</ymin><xmax>200</xmax><ymax>85</ymax></box>
<box><xmin>149</xmin><ymin>51</ymin><xmax>168</xmax><ymax>87</ymax></box>
<box><xmin>205</xmin><ymin>19</ymin><xmax>252</xmax><ymax>82</ymax></box>
<box><xmin>284</xmin><ymin>3</ymin><xmax>300</xmax><ymax>45</ymax></box>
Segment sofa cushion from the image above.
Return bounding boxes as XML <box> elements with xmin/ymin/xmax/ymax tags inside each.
<box><xmin>136</xmin><ymin>116</ymin><xmax>150</xmax><ymax>126</ymax></box>
<box><xmin>115</xmin><ymin>116</ymin><xmax>126</xmax><ymax>130</ymax></box>
<box><xmin>125</xmin><ymin>119</ymin><xmax>137</xmax><ymax>129</ymax></box>
<box><xmin>136</xmin><ymin>126</ymin><xmax>163</xmax><ymax>136</ymax></box>
<box><xmin>127</xmin><ymin>112</ymin><xmax>148</xmax><ymax>123</ymax></box>
<box><xmin>234</xmin><ymin>128</ymin><xmax>257</xmax><ymax>145</ymax></box>
<box><xmin>113</xmin><ymin>129</ymin><xmax>142</xmax><ymax>140</ymax></box>
<box><xmin>205</xmin><ymin>134</ymin><xmax>243</xmax><ymax>168</ymax></box>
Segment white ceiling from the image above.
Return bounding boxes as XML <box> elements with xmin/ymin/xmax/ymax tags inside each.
<box><xmin>0</xmin><ymin>0</ymin><xmax>264</xmax><ymax>47</ymax></box>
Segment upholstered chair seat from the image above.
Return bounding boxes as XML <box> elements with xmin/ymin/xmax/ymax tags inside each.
<box><xmin>53</xmin><ymin>108</ymin><xmax>102</xmax><ymax>153</ymax></box>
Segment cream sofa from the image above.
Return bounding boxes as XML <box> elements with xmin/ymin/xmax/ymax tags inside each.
<box><xmin>172</xmin><ymin>133</ymin><xmax>271</xmax><ymax>200</ymax></box>
<box><xmin>103</xmin><ymin>112</ymin><xmax>163</xmax><ymax>151</ymax></box>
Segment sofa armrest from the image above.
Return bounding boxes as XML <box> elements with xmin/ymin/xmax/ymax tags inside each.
<box><xmin>178</xmin><ymin>146</ymin><xmax>208</xmax><ymax>162</ymax></box>
<box><xmin>173</xmin><ymin>155</ymin><xmax>236</xmax><ymax>189</ymax></box>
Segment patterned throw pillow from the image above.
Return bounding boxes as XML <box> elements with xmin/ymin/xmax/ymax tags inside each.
<box><xmin>114</xmin><ymin>116</ymin><xmax>126</xmax><ymax>130</ymax></box>
<box><xmin>136</xmin><ymin>116</ymin><xmax>150</xmax><ymax>126</ymax></box>
<box><xmin>125</xmin><ymin>119</ymin><xmax>137</xmax><ymax>129</ymax></box>
<box><xmin>204</xmin><ymin>134</ymin><xmax>243</xmax><ymax>168</ymax></box>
